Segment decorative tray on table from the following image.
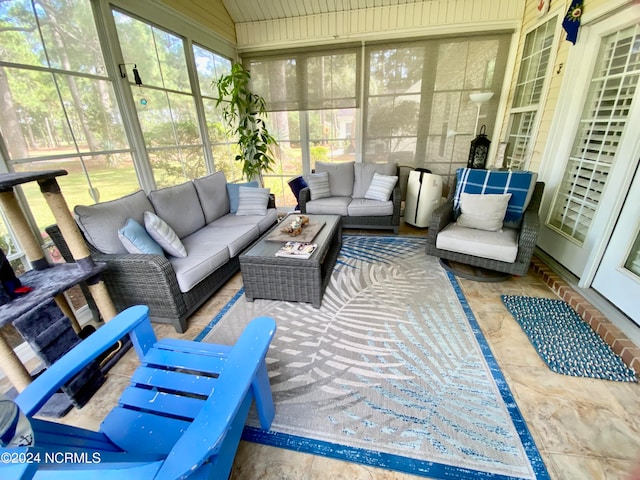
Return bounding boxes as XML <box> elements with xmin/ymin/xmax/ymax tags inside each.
<box><xmin>265</xmin><ymin>215</ymin><xmax>325</xmax><ymax>243</ymax></box>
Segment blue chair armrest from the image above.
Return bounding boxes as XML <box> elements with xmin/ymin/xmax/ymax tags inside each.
<box><xmin>16</xmin><ymin>306</ymin><xmax>155</xmax><ymax>416</ymax></box>
<box><xmin>156</xmin><ymin>316</ymin><xmax>276</xmax><ymax>480</ymax></box>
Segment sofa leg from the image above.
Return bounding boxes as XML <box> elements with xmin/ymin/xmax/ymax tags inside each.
<box><xmin>393</xmin><ymin>227</ymin><xmax>399</xmax><ymax>234</ymax></box>
<box><xmin>173</xmin><ymin>318</ymin><xmax>187</xmax><ymax>334</ymax></box>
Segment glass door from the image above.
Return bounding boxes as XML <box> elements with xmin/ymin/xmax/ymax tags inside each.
<box><xmin>592</xmin><ymin>164</ymin><xmax>640</xmax><ymax>325</ymax></box>
<box><xmin>537</xmin><ymin>13</ymin><xmax>640</xmax><ymax>281</ymax></box>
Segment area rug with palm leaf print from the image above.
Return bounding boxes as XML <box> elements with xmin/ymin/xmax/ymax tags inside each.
<box><xmin>197</xmin><ymin>235</ymin><xmax>550</xmax><ymax>479</ymax></box>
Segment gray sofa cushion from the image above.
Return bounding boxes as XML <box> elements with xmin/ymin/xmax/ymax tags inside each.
<box><xmin>436</xmin><ymin>223</ymin><xmax>519</xmax><ymax>263</ymax></box>
<box><xmin>210</xmin><ymin>209</ymin><xmax>278</xmax><ymax>234</ymax></box>
<box><xmin>169</xmin><ymin>230</ymin><xmax>231</xmax><ymax>293</ymax></box>
<box><xmin>74</xmin><ymin>190</ymin><xmax>154</xmax><ymax>254</ymax></box>
<box><xmin>316</xmin><ymin>161</ymin><xmax>354</xmax><ymax>197</ymax></box>
<box><xmin>305</xmin><ymin>197</ymin><xmax>351</xmax><ymax>216</ymax></box>
<box><xmin>353</xmin><ymin>163</ymin><xmax>397</xmax><ymax>198</ymax></box>
<box><xmin>148</xmin><ymin>181</ymin><xmax>205</xmax><ymax>239</ymax></box>
<box><xmin>193</xmin><ymin>171</ymin><xmax>230</xmax><ymax>224</ymax></box>
<box><xmin>202</xmin><ymin>223</ymin><xmax>260</xmax><ymax>257</ymax></box>
<box><xmin>347</xmin><ymin>198</ymin><xmax>394</xmax><ymax>217</ymax></box>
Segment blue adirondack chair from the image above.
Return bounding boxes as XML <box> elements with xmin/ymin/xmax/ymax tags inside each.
<box><xmin>0</xmin><ymin>305</ymin><xmax>276</xmax><ymax>480</ymax></box>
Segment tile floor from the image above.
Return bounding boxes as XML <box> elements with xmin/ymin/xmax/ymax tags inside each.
<box><xmin>4</xmin><ymin>221</ymin><xmax>640</xmax><ymax>480</ymax></box>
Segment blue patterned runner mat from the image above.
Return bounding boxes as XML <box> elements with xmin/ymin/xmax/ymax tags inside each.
<box><xmin>501</xmin><ymin>295</ymin><xmax>637</xmax><ymax>383</ymax></box>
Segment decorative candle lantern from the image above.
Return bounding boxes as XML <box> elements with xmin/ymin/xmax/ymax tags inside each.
<box><xmin>468</xmin><ymin>124</ymin><xmax>491</xmax><ymax>169</ymax></box>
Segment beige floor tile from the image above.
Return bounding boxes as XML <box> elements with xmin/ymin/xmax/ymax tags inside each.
<box><xmin>6</xmin><ymin>224</ymin><xmax>640</xmax><ymax>480</ymax></box>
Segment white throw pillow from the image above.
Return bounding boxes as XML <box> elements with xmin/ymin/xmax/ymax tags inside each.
<box><xmin>456</xmin><ymin>193</ymin><xmax>512</xmax><ymax>232</ymax></box>
<box><xmin>144</xmin><ymin>211</ymin><xmax>187</xmax><ymax>258</ymax></box>
<box><xmin>306</xmin><ymin>172</ymin><xmax>331</xmax><ymax>200</ymax></box>
<box><xmin>364</xmin><ymin>172</ymin><xmax>398</xmax><ymax>201</ymax></box>
<box><xmin>236</xmin><ymin>186</ymin><xmax>270</xmax><ymax>216</ymax></box>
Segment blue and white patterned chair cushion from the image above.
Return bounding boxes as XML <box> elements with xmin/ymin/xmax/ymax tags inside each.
<box><xmin>454</xmin><ymin>168</ymin><xmax>536</xmax><ymax>227</ymax></box>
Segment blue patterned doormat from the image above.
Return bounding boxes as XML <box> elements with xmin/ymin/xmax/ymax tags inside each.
<box><xmin>198</xmin><ymin>236</ymin><xmax>550</xmax><ymax>479</ymax></box>
<box><xmin>501</xmin><ymin>295</ymin><xmax>637</xmax><ymax>383</ymax></box>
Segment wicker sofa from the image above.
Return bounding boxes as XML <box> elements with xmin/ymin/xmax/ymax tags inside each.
<box><xmin>299</xmin><ymin>161</ymin><xmax>401</xmax><ymax>234</ymax></box>
<box><xmin>425</xmin><ymin>168</ymin><xmax>544</xmax><ymax>276</ymax></box>
<box><xmin>50</xmin><ymin>171</ymin><xmax>277</xmax><ymax>333</ymax></box>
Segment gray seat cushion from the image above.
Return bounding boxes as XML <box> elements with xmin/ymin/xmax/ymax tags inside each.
<box><xmin>347</xmin><ymin>198</ymin><xmax>394</xmax><ymax>217</ymax></box>
<box><xmin>169</xmin><ymin>231</ymin><xmax>231</xmax><ymax>293</ymax></box>
<box><xmin>353</xmin><ymin>163</ymin><xmax>397</xmax><ymax>198</ymax></box>
<box><xmin>74</xmin><ymin>190</ymin><xmax>154</xmax><ymax>254</ymax></box>
<box><xmin>148</xmin><ymin>181</ymin><xmax>205</xmax><ymax>239</ymax></box>
<box><xmin>193</xmin><ymin>171</ymin><xmax>230</xmax><ymax>224</ymax></box>
<box><xmin>316</xmin><ymin>161</ymin><xmax>354</xmax><ymax>197</ymax></box>
<box><xmin>210</xmin><ymin>209</ymin><xmax>278</xmax><ymax>234</ymax></box>
<box><xmin>305</xmin><ymin>197</ymin><xmax>351</xmax><ymax>216</ymax></box>
<box><xmin>436</xmin><ymin>223</ymin><xmax>519</xmax><ymax>263</ymax></box>
<box><xmin>199</xmin><ymin>222</ymin><xmax>259</xmax><ymax>258</ymax></box>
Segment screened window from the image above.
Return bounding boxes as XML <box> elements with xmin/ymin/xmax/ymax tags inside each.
<box><xmin>364</xmin><ymin>34</ymin><xmax>511</xmax><ymax>189</ymax></box>
<box><xmin>549</xmin><ymin>24</ymin><xmax>640</xmax><ymax>243</ymax></box>
<box><xmin>114</xmin><ymin>10</ymin><xmax>204</xmax><ymax>187</ymax></box>
<box><xmin>192</xmin><ymin>45</ymin><xmax>239</xmax><ymax>181</ymax></box>
<box><xmin>504</xmin><ymin>18</ymin><xmax>556</xmax><ymax>170</ymax></box>
<box><xmin>244</xmin><ymin>47</ymin><xmax>360</xmax><ymax>206</ymax></box>
<box><xmin>0</xmin><ymin>0</ymin><xmax>137</xmax><ymax>239</ymax></box>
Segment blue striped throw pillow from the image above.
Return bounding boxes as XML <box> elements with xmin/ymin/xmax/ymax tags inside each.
<box><xmin>306</xmin><ymin>172</ymin><xmax>331</xmax><ymax>200</ymax></box>
<box><xmin>144</xmin><ymin>211</ymin><xmax>187</xmax><ymax>258</ymax></box>
<box><xmin>236</xmin><ymin>186</ymin><xmax>270</xmax><ymax>216</ymax></box>
<box><xmin>364</xmin><ymin>172</ymin><xmax>398</xmax><ymax>201</ymax></box>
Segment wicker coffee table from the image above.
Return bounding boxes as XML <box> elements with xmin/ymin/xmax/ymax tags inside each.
<box><xmin>240</xmin><ymin>214</ymin><xmax>342</xmax><ymax>308</ymax></box>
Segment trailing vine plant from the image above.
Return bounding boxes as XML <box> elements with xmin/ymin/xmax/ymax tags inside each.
<box><xmin>213</xmin><ymin>63</ymin><xmax>278</xmax><ymax>183</ymax></box>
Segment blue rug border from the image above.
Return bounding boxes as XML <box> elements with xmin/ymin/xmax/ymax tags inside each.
<box><xmin>195</xmin><ymin>234</ymin><xmax>551</xmax><ymax>479</ymax></box>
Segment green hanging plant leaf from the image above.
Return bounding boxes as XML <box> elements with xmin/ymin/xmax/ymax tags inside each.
<box><xmin>213</xmin><ymin>63</ymin><xmax>278</xmax><ymax>183</ymax></box>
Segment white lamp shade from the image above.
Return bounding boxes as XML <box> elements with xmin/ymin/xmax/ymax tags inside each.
<box><xmin>469</xmin><ymin>92</ymin><xmax>494</xmax><ymax>104</ymax></box>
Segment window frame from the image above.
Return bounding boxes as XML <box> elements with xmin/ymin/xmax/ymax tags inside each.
<box><xmin>502</xmin><ymin>15</ymin><xmax>559</xmax><ymax>171</ymax></box>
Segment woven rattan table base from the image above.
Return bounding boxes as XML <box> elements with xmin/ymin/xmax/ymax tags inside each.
<box><xmin>240</xmin><ymin>215</ymin><xmax>342</xmax><ymax>308</ymax></box>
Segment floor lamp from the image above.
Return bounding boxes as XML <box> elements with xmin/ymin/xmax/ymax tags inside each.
<box><xmin>469</xmin><ymin>92</ymin><xmax>494</xmax><ymax>135</ymax></box>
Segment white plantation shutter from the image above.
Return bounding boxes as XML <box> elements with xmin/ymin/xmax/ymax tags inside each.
<box><xmin>549</xmin><ymin>24</ymin><xmax>640</xmax><ymax>243</ymax></box>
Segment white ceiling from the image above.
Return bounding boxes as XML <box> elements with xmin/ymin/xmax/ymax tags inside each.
<box><xmin>221</xmin><ymin>0</ymin><xmax>432</xmax><ymax>23</ymax></box>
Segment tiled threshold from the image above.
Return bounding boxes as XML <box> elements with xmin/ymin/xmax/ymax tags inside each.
<box><xmin>531</xmin><ymin>256</ymin><xmax>640</xmax><ymax>374</ymax></box>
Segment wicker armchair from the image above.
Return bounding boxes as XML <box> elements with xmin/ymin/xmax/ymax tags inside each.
<box><xmin>425</xmin><ymin>180</ymin><xmax>544</xmax><ymax>276</ymax></box>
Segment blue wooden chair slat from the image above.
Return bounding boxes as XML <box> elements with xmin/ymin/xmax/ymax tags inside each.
<box><xmin>1</xmin><ymin>307</ymin><xmax>277</xmax><ymax>480</ymax></box>
<box><xmin>30</xmin><ymin>418</ymin><xmax>122</xmax><ymax>452</ymax></box>
<box><xmin>130</xmin><ymin>366</ymin><xmax>216</xmax><ymax>397</ymax></box>
<box><xmin>100</xmin><ymin>407</ymin><xmax>190</xmax><ymax>455</ymax></box>
<box><xmin>117</xmin><ymin>386</ymin><xmax>204</xmax><ymax>419</ymax></box>
<box><xmin>154</xmin><ymin>338</ymin><xmax>233</xmax><ymax>356</ymax></box>
<box><xmin>141</xmin><ymin>347</ymin><xmax>226</xmax><ymax>375</ymax></box>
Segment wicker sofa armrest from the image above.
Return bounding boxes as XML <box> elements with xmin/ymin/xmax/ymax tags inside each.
<box><xmin>299</xmin><ymin>187</ymin><xmax>311</xmax><ymax>213</ymax></box>
<box><xmin>92</xmin><ymin>252</ymin><xmax>185</xmax><ymax>307</ymax></box>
